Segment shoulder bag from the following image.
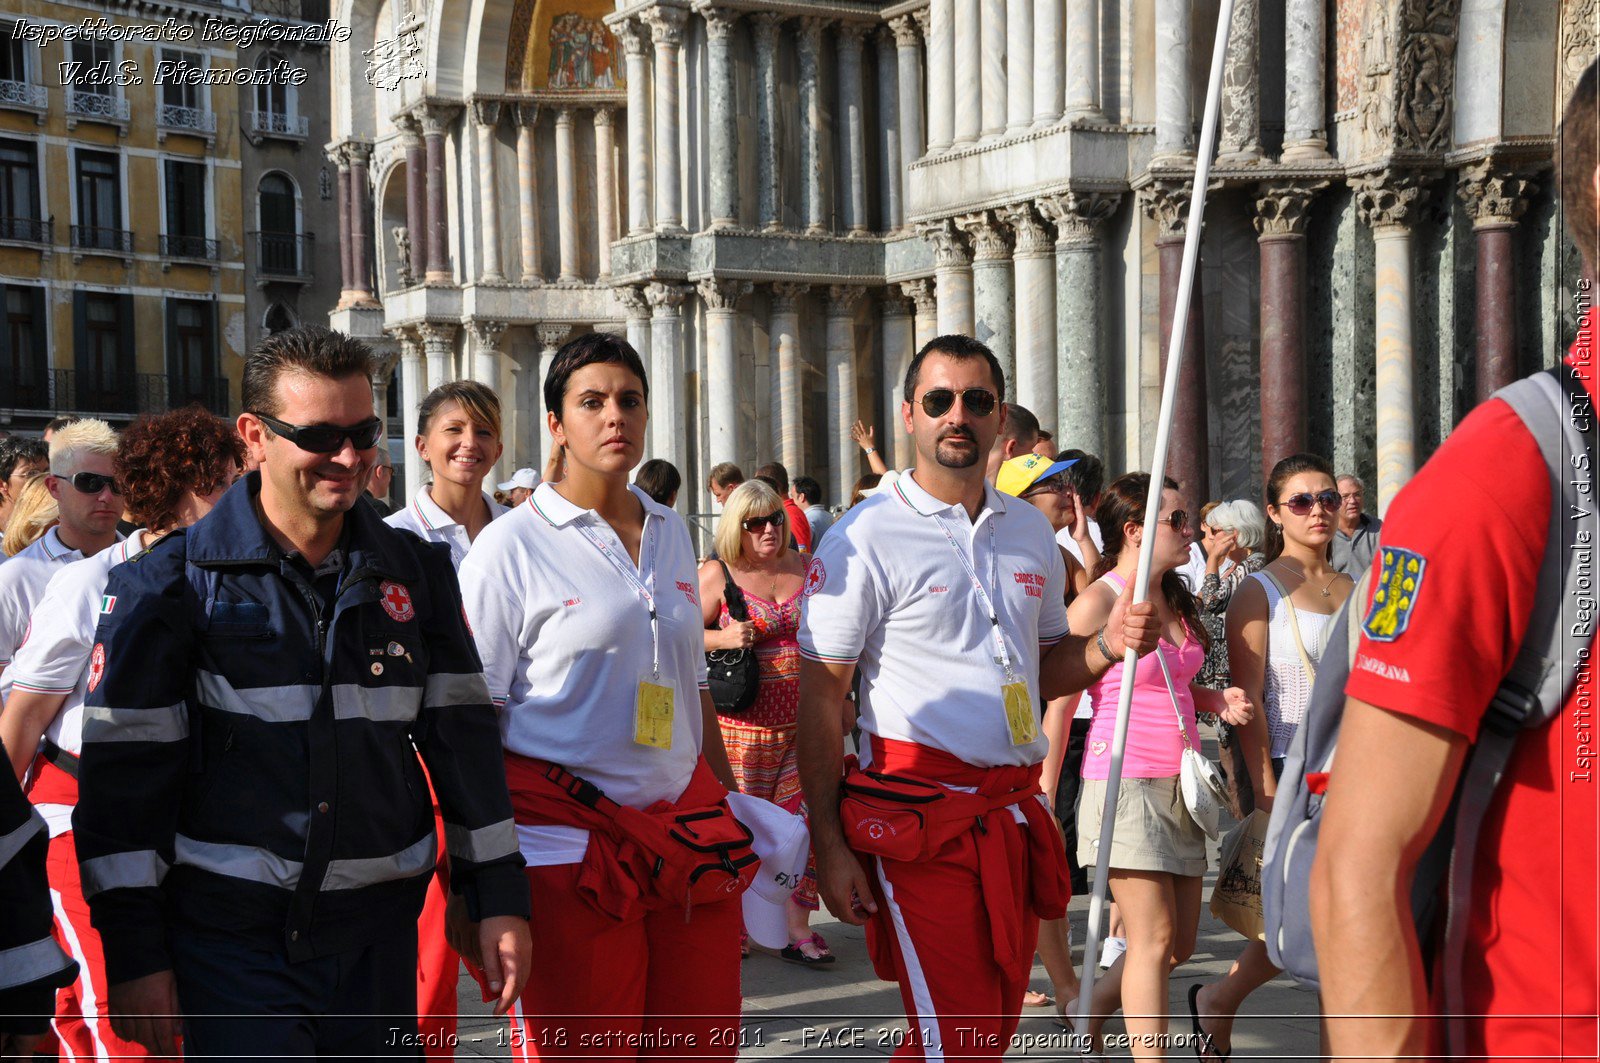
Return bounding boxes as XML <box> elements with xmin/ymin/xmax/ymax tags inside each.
<box><xmin>706</xmin><ymin>560</ymin><xmax>761</xmax><ymax>716</ymax></box>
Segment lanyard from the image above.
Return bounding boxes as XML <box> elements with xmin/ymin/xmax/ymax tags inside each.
<box><xmin>930</xmin><ymin>512</ymin><xmax>1019</xmax><ymax>683</ymax></box>
<box><xmin>574</xmin><ymin>516</ymin><xmax>662</xmax><ymax>680</ymax></box>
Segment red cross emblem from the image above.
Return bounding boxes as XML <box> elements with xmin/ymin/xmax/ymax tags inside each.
<box><xmin>87</xmin><ymin>643</ymin><xmax>106</xmax><ymax>693</ymax></box>
<box><xmin>380</xmin><ymin>581</ymin><xmax>416</xmax><ymax>622</ymax></box>
<box><xmin>802</xmin><ymin>558</ymin><xmax>827</xmax><ymax>599</ymax></box>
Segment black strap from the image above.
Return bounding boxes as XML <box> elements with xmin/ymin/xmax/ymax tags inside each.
<box><xmin>716</xmin><ymin>560</ymin><xmax>751</xmax><ymax>623</ymax></box>
<box><xmin>40</xmin><ymin>740</ymin><xmax>79</xmax><ymax>780</ymax></box>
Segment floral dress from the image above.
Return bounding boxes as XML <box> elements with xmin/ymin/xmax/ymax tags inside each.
<box><xmin>1195</xmin><ymin>551</ymin><xmax>1267</xmax><ymax>690</ymax></box>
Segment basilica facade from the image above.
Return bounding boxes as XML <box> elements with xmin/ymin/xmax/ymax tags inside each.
<box><xmin>327</xmin><ymin>0</ymin><xmax>1592</xmax><ymax>518</ymax></box>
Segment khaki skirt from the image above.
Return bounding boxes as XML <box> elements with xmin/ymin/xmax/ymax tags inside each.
<box><xmin>1075</xmin><ymin>774</ymin><xmax>1209</xmax><ymax>878</ymax></box>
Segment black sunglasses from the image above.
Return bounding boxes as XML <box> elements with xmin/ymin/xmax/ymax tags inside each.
<box><xmin>54</xmin><ymin>471</ymin><xmax>121</xmax><ymax>496</ymax></box>
<box><xmin>917</xmin><ymin>388</ymin><xmax>998</xmax><ymax>418</ymax></box>
<box><xmin>1022</xmin><ymin>475</ymin><xmax>1070</xmax><ymax>497</ymax></box>
<box><xmin>254</xmin><ymin>413</ymin><xmax>384</xmax><ymax>454</ymax></box>
<box><xmin>741</xmin><ymin>511</ymin><xmax>784</xmax><ymax>532</ymax></box>
<box><xmin>1279</xmin><ymin>490</ymin><xmax>1340</xmax><ymax>515</ymax></box>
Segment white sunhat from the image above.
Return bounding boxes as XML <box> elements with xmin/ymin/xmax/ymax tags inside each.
<box><xmin>725</xmin><ymin>791</ymin><xmax>812</xmax><ymax>950</ymax></box>
<box><xmin>859</xmin><ymin>469</ymin><xmax>901</xmax><ymax>498</ymax></box>
<box><xmin>496</xmin><ymin>468</ymin><xmax>539</xmax><ymax>492</ymax></box>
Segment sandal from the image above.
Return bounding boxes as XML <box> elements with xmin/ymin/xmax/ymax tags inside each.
<box><xmin>1023</xmin><ymin>989</ymin><xmax>1054</xmax><ymax>1008</ymax></box>
<box><xmin>780</xmin><ymin>932</ymin><xmax>836</xmax><ymax>966</ymax></box>
<box><xmin>1187</xmin><ymin>984</ymin><xmax>1230</xmax><ymax>1062</ymax></box>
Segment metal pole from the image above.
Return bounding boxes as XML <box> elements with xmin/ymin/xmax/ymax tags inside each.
<box><xmin>1075</xmin><ymin>0</ymin><xmax>1236</xmax><ymax>1045</ymax></box>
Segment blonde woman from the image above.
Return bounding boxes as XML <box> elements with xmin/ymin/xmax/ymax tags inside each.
<box><xmin>2</xmin><ymin>474</ymin><xmax>56</xmax><ymax>558</ymax></box>
<box><xmin>697</xmin><ymin>480</ymin><xmax>827</xmax><ymax>963</ymax></box>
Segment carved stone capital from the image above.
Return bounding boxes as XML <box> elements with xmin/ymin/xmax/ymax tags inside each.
<box><xmin>899</xmin><ymin>278</ymin><xmax>937</xmax><ymax>317</ymax></box>
<box><xmin>1456</xmin><ymin>159</ymin><xmax>1537</xmax><ymax>230</ymax></box>
<box><xmin>1251</xmin><ymin>181</ymin><xmax>1330</xmax><ymax>238</ymax></box>
<box><xmin>616</xmin><ymin>285</ymin><xmax>651</xmax><ymax>320</ymax></box>
<box><xmin>1001</xmin><ymin>203</ymin><xmax>1052</xmax><ymax>256</ymax></box>
<box><xmin>554</xmin><ymin>107</ymin><xmax>575</xmax><ymax>128</ymax></box>
<box><xmin>911</xmin><ymin>7</ymin><xmax>930</xmax><ymax>38</ymax></box>
<box><xmin>889</xmin><ymin>14</ymin><xmax>921</xmax><ymax>48</ymax></box>
<box><xmin>698</xmin><ymin>278</ymin><xmax>752</xmax><ymax>311</ymax></box>
<box><xmin>1352</xmin><ymin>170</ymin><xmax>1434</xmax><ymax>231</ymax></box>
<box><xmin>536</xmin><ymin>323</ymin><xmax>573</xmax><ymax>352</ymax></box>
<box><xmin>470</xmin><ymin>320</ymin><xmax>508</xmax><ymax>351</ymax></box>
<box><xmin>471</xmin><ymin>98</ymin><xmax>501</xmax><ymax>128</ymax></box>
<box><xmin>416</xmin><ymin>321</ymin><xmax>458</xmax><ymax>352</ymax></box>
<box><xmin>797</xmin><ymin>16</ymin><xmax>827</xmax><ymax>52</ymax></box>
<box><xmin>393</xmin><ymin>111</ymin><xmax>423</xmax><ymax>140</ymax></box>
<box><xmin>645</xmin><ymin>281</ymin><xmax>691</xmax><ymax>314</ymax></box>
<box><xmin>417</xmin><ymin>101</ymin><xmax>463</xmax><ymax>137</ymax></box>
<box><xmin>594</xmin><ymin>105</ymin><xmax>616</xmax><ymax>129</ymax></box>
<box><xmin>1038</xmin><ymin>192</ymin><xmax>1120</xmax><ymax>248</ymax></box>
<box><xmin>325</xmin><ymin>143</ymin><xmax>351</xmax><ymax>170</ymax></box>
<box><xmin>770</xmin><ymin>282</ymin><xmax>809</xmax><ymax>313</ymax></box>
<box><xmin>646</xmin><ymin>6</ymin><xmax>689</xmax><ymax>48</ymax></box>
<box><xmin>512</xmin><ymin>102</ymin><xmax>540</xmax><ymax>129</ymax></box>
<box><xmin>387</xmin><ymin>328</ymin><xmax>423</xmax><ymax>360</ymax></box>
<box><xmin>751</xmin><ymin>11</ymin><xmax>784</xmax><ymax>47</ymax></box>
<box><xmin>835</xmin><ymin>20</ymin><xmax>871</xmax><ymax>45</ymax></box>
<box><xmin>879</xmin><ymin>290</ymin><xmax>913</xmax><ymax>317</ymax></box>
<box><xmin>696</xmin><ymin>4</ymin><xmax>739</xmax><ymax>40</ymax></box>
<box><xmin>955</xmin><ymin>212</ymin><xmax>1013</xmax><ymax>263</ymax></box>
<box><xmin>919</xmin><ymin>220</ymin><xmax>972</xmax><ymax>269</ymax></box>
<box><xmin>1137</xmin><ymin>181</ymin><xmax>1194</xmax><ymax>240</ymax></box>
<box><xmin>343</xmin><ymin>140</ymin><xmax>373</xmax><ymax>168</ymax></box>
<box><xmin>827</xmin><ymin>284</ymin><xmax>869</xmax><ymax>315</ymax></box>
<box><xmin>369</xmin><ymin>348</ymin><xmax>401</xmax><ymax>382</ymax></box>
<box><xmin>615</xmin><ymin>17</ymin><xmax>651</xmax><ymax>57</ymax></box>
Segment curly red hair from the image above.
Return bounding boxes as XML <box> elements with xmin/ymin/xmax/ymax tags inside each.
<box><xmin>116</xmin><ymin>407</ymin><xmax>245</xmax><ymax>530</ymax></box>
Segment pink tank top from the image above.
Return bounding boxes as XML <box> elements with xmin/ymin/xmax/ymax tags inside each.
<box><xmin>1081</xmin><ymin>572</ymin><xmax>1204</xmax><ymax>780</ymax></box>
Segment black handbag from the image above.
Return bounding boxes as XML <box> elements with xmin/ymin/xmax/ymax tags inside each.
<box><xmin>705</xmin><ymin>560</ymin><xmax>761</xmax><ymax>716</ymax></box>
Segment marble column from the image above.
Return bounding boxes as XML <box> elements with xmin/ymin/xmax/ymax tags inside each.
<box><xmin>370</xmin><ymin>350</ymin><xmax>398</xmax><ymax>436</ymax></box>
<box><xmin>472</xmin><ymin>99</ymin><xmax>505</xmax><ymax>284</ymax></box>
<box><xmin>753</xmin><ymin>13</ymin><xmax>784</xmax><ymax>230</ymax></box>
<box><xmin>395</xmin><ymin>115</ymin><xmax>427</xmax><ymax>285</ymax></box>
<box><xmin>554</xmin><ymin>108</ymin><xmax>580</xmax><ymax>283</ymax></box>
<box><xmin>1063</xmin><ymin>0</ymin><xmax>1100</xmax><ymax>120</ymax></box>
<box><xmin>391</xmin><ymin>329</ymin><xmax>425</xmax><ymax>497</ymax></box>
<box><xmin>1459</xmin><ymin>160</ymin><xmax>1537</xmax><ymax>403</ymax></box>
<box><xmin>827</xmin><ymin>286</ymin><xmax>868</xmax><ymax>506</ymax></box>
<box><xmin>891</xmin><ymin>16</ymin><xmax>926</xmax><ymax>171</ymax></box>
<box><xmin>902</xmin><ymin>277</ymin><xmax>939</xmax><ymax>354</ymax></box>
<box><xmin>1354</xmin><ymin>171</ymin><xmax>1431</xmax><ymax>514</ymax></box>
<box><xmin>1154</xmin><ymin>0</ymin><xmax>1194</xmax><ymax>160</ymax></box>
<box><xmin>881</xmin><ymin>292</ymin><xmax>915</xmax><ymax>470</ymax></box>
<box><xmin>470</xmin><ymin>319</ymin><xmax>506</xmax><ymax>389</ymax></box>
<box><xmin>876</xmin><ymin>28</ymin><xmax>902</xmax><ymax>232</ymax></box>
<box><xmin>1142</xmin><ymin>181</ymin><xmax>1208</xmax><ymax>502</ymax></box>
<box><xmin>700</xmin><ymin>279</ymin><xmax>751</xmax><ymax>463</ymax></box>
<box><xmin>922</xmin><ymin>220</ymin><xmax>974</xmax><ymax>336</ymax></box>
<box><xmin>594</xmin><ymin>107</ymin><xmax>617</xmax><ymax>277</ymax></box>
<box><xmin>1039</xmin><ymin>191</ymin><xmax>1117</xmax><ymax>452</ymax></box>
<box><xmin>419</xmin><ymin>102</ymin><xmax>461</xmax><ymax>283</ymax></box>
<box><xmin>617</xmin><ymin>287</ymin><xmax>653</xmax><ymax>456</ymax></box>
<box><xmin>646</xmin><ymin>282</ymin><xmax>691</xmax><ymax>473</ymax></box>
<box><xmin>700</xmin><ymin>5</ymin><xmax>740</xmax><ymax>230</ymax></box>
<box><xmin>978</xmin><ymin>0</ymin><xmax>1005</xmax><ymax>139</ymax></box>
<box><xmin>956</xmin><ymin>211</ymin><xmax>1016</xmax><ymax>398</ymax></box>
<box><xmin>618</xmin><ymin>19</ymin><xmax>652</xmax><ymax>235</ymax></box>
<box><xmin>1006</xmin><ymin>0</ymin><xmax>1033</xmax><ymax>135</ymax></box>
<box><xmin>1281</xmin><ymin>0</ymin><xmax>1330</xmax><ymax>161</ymax></box>
<box><xmin>770</xmin><ymin>283</ymin><xmax>807</xmax><ymax>472</ymax></box>
<box><xmin>418</xmin><ymin>321</ymin><xmax>456</xmax><ymax>393</ymax></box>
<box><xmin>927</xmin><ymin>0</ymin><xmax>955</xmax><ymax>152</ymax></box>
<box><xmin>513</xmin><ymin>103</ymin><xmax>541</xmax><ymax>283</ymax></box>
<box><xmin>1216</xmin><ymin>0</ymin><xmax>1262</xmax><ymax>165</ymax></box>
<box><xmin>953</xmin><ymin>0</ymin><xmax>980</xmax><ymax>144</ymax></box>
<box><xmin>1253</xmin><ymin>182</ymin><xmax>1325</xmax><ymax>484</ymax></box>
<box><xmin>534</xmin><ymin>323</ymin><xmax>572</xmax><ymax>465</ymax></box>
<box><xmin>1002</xmin><ymin>203</ymin><xmax>1055</xmax><ymax>420</ymax></box>
<box><xmin>348</xmin><ymin>143</ymin><xmax>376</xmax><ymax>304</ymax></box>
<box><xmin>798</xmin><ymin>18</ymin><xmax>828</xmax><ymax>234</ymax></box>
<box><xmin>1034</xmin><ymin>0</ymin><xmax>1064</xmax><ymax>125</ymax></box>
<box><xmin>838</xmin><ymin>23</ymin><xmax>870</xmax><ymax>235</ymax></box>
<box><xmin>328</xmin><ymin>147</ymin><xmax>354</xmax><ymax>300</ymax></box>
<box><xmin>648</xmin><ymin>7</ymin><xmax>687</xmax><ymax>234</ymax></box>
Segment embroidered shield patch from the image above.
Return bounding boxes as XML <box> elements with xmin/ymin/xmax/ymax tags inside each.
<box><xmin>380</xmin><ymin>581</ymin><xmax>416</xmax><ymax>623</ymax></box>
<box><xmin>1362</xmin><ymin>547</ymin><xmax>1426</xmax><ymax>642</ymax></box>
<box><xmin>87</xmin><ymin>643</ymin><xmax>106</xmax><ymax>693</ymax></box>
<box><xmin>803</xmin><ymin>558</ymin><xmax>827</xmax><ymax>598</ymax></box>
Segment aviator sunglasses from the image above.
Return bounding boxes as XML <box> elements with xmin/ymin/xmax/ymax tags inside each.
<box><xmin>917</xmin><ymin>388</ymin><xmax>998</xmax><ymax>418</ymax></box>
<box><xmin>741</xmin><ymin>511</ymin><xmax>784</xmax><ymax>532</ymax></box>
<box><xmin>1279</xmin><ymin>490</ymin><xmax>1341</xmax><ymax>515</ymax></box>
<box><xmin>253</xmin><ymin>413</ymin><xmax>385</xmax><ymax>454</ymax></box>
<box><xmin>54</xmin><ymin>471</ymin><xmax>121</xmax><ymax>496</ymax></box>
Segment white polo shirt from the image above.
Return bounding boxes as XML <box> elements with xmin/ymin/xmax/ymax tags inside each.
<box><xmin>1055</xmin><ymin>517</ymin><xmax>1104</xmax><ymax>567</ymax></box>
<box><xmin>459</xmin><ymin>482</ymin><xmax>709</xmax><ymax>865</ymax></box>
<box><xmin>4</xmin><ymin>531</ymin><xmax>150</xmax><ymax>836</ymax></box>
<box><xmin>386</xmin><ymin>485</ymin><xmax>508</xmax><ymax>570</ymax></box>
<box><xmin>0</xmin><ymin>528</ymin><xmax>100</xmax><ymax>669</ymax></box>
<box><xmin>798</xmin><ymin>469</ymin><xmax>1070</xmax><ymax>768</ymax></box>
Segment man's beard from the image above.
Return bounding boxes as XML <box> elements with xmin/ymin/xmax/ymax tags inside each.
<box><xmin>935</xmin><ymin>431</ymin><xmax>980</xmax><ymax>469</ymax></box>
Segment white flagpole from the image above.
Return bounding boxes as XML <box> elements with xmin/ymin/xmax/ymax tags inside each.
<box><xmin>1074</xmin><ymin>0</ymin><xmax>1236</xmax><ymax>1045</ymax></box>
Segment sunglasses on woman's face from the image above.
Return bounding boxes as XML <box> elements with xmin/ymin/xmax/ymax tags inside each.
<box><xmin>1158</xmin><ymin>510</ymin><xmax>1189</xmax><ymax>532</ymax></box>
<box><xmin>741</xmin><ymin>512</ymin><xmax>783</xmax><ymax>532</ymax></box>
<box><xmin>253</xmin><ymin>412</ymin><xmax>385</xmax><ymax>454</ymax></box>
<box><xmin>1279</xmin><ymin>490</ymin><xmax>1341</xmax><ymax>515</ymax></box>
<box><xmin>1022</xmin><ymin>475</ymin><xmax>1069</xmax><ymax>497</ymax></box>
<box><xmin>917</xmin><ymin>388</ymin><xmax>998</xmax><ymax>418</ymax></box>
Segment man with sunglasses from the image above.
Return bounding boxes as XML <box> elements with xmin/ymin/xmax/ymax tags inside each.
<box><xmin>0</xmin><ymin>420</ymin><xmax>123</xmax><ymax>681</ymax></box>
<box><xmin>797</xmin><ymin>335</ymin><xmax>1160</xmax><ymax>1061</ymax></box>
<box><xmin>72</xmin><ymin>327</ymin><xmax>530</xmax><ymax>1060</ymax></box>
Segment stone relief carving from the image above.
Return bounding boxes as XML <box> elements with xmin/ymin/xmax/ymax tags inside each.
<box><xmin>1392</xmin><ymin>0</ymin><xmax>1459</xmax><ymax>154</ymax></box>
<box><xmin>392</xmin><ymin>226</ymin><xmax>412</xmax><ymax>284</ymax></box>
<box><xmin>1357</xmin><ymin>0</ymin><xmax>1396</xmax><ymax>151</ymax></box>
<box><xmin>1561</xmin><ymin>0</ymin><xmax>1597</xmax><ymax>104</ymax></box>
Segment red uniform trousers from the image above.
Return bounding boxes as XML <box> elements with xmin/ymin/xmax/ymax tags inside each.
<box><xmin>856</xmin><ymin>739</ymin><xmax>1069</xmax><ymax>1062</ymax></box>
<box><xmin>31</xmin><ymin>758</ymin><xmax>179</xmax><ymax>1062</ymax></box>
<box><xmin>415</xmin><ymin>800</ymin><xmax>459</xmax><ymax>1063</ymax></box>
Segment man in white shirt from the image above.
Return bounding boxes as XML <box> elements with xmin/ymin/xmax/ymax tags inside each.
<box><xmin>792</xmin><ymin>475</ymin><xmax>833</xmax><ymax>547</ymax></box>
<box><xmin>0</xmin><ymin>421</ymin><xmax>122</xmax><ymax>677</ymax></box>
<box><xmin>495</xmin><ymin>468</ymin><xmax>539</xmax><ymax>508</ymax></box>
<box><xmin>797</xmin><ymin>335</ymin><xmax>1159</xmax><ymax>1061</ymax></box>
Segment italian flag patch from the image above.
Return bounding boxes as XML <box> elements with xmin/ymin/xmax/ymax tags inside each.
<box><xmin>99</xmin><ymin>595</ymin><xmax>116</xmax><ymax>615</ymax></box>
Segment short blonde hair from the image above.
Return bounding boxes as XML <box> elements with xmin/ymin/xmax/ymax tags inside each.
<box><xmin>49</xmin><ymin>418</ymin><xmax>118</xmax><ymax>476</ymax></box>
<box><xmin>3</xmin><ymin>473</ymin><xmax>58</xmax><ymax>557</ymax></box>
<box><xmin>714</xmin><ymin>480</ymin><xmax>787</xmax><ymax>565</ymax></box>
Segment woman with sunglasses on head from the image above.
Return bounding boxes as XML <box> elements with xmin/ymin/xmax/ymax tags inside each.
<box><xmin>1059</xmin><ymin>473</ymin><xmax>1253</xmax><ymax>1061</ymax></box>
<box><xmin>458</xmin><ymin>333</ymin><xmax>743</xmax><ymax>1059</ymax></box>
<box><xmin>387</xmin><ymin>381</ymin><xmax>507</xmax><ymax>569</ymax></box>
<box><xmin>1187</xmin><ymin>454</ymin><xmax>1352</xmax><ymax>1062</ymax></box>
<box><xmin>697</xmin><ymin>480</ymin><xmax>827</xmax><ymax>964</ymax></box>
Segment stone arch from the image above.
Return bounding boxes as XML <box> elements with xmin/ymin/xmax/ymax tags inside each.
<box><xmin>377</xmin><ymin>158</ymin><xmax>413</xmax><ymax>292</ymax></box>
<box><xmin>1454</xmin><ymin>0</ymin><xmax>1563</xmax><ymax>146</ymax></box>
<box><xmin>332</xmin><ymin>0</ymin><xmax>383</xmax><ymax>141</ymax></box>
<box><xmin>264</xmin><ymin>302</ymin><xmax>298</xmax><ymax>334</ymax></box>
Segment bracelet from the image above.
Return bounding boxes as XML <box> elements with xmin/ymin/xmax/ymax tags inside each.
<box><xmin>1095</xmin><ymin>627</ymin><xmax>1115</xmax><ymax>664</ymax></box>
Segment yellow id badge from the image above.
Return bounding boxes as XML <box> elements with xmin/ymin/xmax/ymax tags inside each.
<box><xmin>634</xmin><ymin>680</ymin><xmax>675</xmax><ymax>749</ymax></box>
<box><xmin>1002</xmin><ymin>681</ymin><xmax>1038</xmax><ymax>745</ymax></box>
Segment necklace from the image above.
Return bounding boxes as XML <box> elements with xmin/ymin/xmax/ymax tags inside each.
<box><xmin>1320</xmin><ymin>575</ymin><xmax>1340</xmax><ymax>597</ymax></box>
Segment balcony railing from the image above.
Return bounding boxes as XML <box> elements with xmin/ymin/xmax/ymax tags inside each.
<box><xmin>246</xmin><ymin>110</ymin><xmax>310</xmax><ymax>141</ymax></box>
<box><xmin>71</xmin><ymin>225</ymin><xmax>134</xmax><ymax>255</ymax></box>
<box><xmin>0</xmin><ymin>79</ymin><xmax>48</xmax><ymax>117</ymax></box>
<box><xmin>161</xmin><ymin>233</ymin><xmax>220</xmax><ymax>261</ymax></box>
<box><xmin>3</xmin><ymin>368</ymin><xmax>231</xmax><ymax>418</ymax></box>
<box><xmin>251</xmin><ymin>231</ymin><xmax>314</xmax><ymax>280</ymax></box>
<box><xmin>0</xmin><ymin>217</ymin><xmax>51</xmax><ymax>245</ymax></box>
<box><xmin>157</xmin><ymin>104</ymin><xmax>216</xmax><ymax>143</ymax></box>
<box><xmin>250</xmin><ymin>0</ymin><xmax>329</xmax><ymax>22</ymax></box>
<box><xmin>66</xmin><ymin>90</ymin><xmax>130</xmax><ymax>126</ymax></box>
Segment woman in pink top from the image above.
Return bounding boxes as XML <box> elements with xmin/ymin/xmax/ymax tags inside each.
<box><xmin>1061</xmin><ymin>473</ymin><xmax>1253</xmax><ymax>1060</ymax></box>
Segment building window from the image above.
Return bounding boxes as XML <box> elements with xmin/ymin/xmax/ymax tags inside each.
<box><xmin>74</xmin><ymin>150</ymin><xmax>127</xmax><ymax>253</ymax></box>
<box><xmin>256</xmin><ymin>54</ymin><xmax>288</xmax><ymax>117</ymax></box>
<box><xmin>0</xmin><ymin>25</ymin><xmax>25</xmax><ymax>82</ymax></box>
<box><xmin>160</xmin><ymin>49</ymin><xmax>203</xmax><ymax>112</ymax></box>
<box><xmin>73</xmin><ymin>291</ymin><xmax>133</xmax><ymax>413</ymax></box>
<box><xmin>257</xmin><ymin>172</ymin><xmax>301</xmax><ymax>274</ymax></box>
<box><xmin>0</xmin><ymin>139</ymin><xmax>45</xmax><ymax>243</ymax></box>
<box><xmin>68</xmin><ymin>40</ymin><xmax>113</xmax><ymax>95</ymax></box>
<box><xmin>166</xmin><ymin>298</ymin><xmax>219</xmax><ymax>410</ymax></box>
<box><xmin>162</xmin><ymin>159</ymin><xmax>214</xmax><ymax>258</ymax></box>
<box><xmin>1</xmin><ymin>284</ymin><xmax>47</xmax><ymax>409</ymax></box>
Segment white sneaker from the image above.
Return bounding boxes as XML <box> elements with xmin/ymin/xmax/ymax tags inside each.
<box><xmin>1098</xmin><ymin>935</ymin><xmax>1126</xmax><ymax>969</ymax></box>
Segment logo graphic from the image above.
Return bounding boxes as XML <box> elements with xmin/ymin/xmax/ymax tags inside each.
<box><xmin>1089</xmin><ymin>740</ymin><xmax>1108</xmax><ymax>757</ymax></box>
<box><xmin>363</xmin><ymin>28</ymin><xmax>425</xmax><ymax>89</ymax></box>
<box><xmin>87</xmin><ymin>643</ymin><xmax>106</xmax><ymax>693</ymax></box>
<box><xmin>1362</xmin><ymin>547</ymin><xmax>1426</xmax><ymax>642</ymax></box>
<box><xmin>380</xmin><ymin>581</ymin><xmax>416</xmax><ymax>623</ymax></box>
<box><xmin>676</xmin><ymin>580</ymin><xmax>699</xmax><ymax>605</ymax></box>
<box><xmin>387</xmin><ymin>641</ymin><xmax>405</xmax><ymax>657</ymax></box>
<box><xmin>803</xmin><ymin>558</ymin><xmax>827</xmax><ymax>598</ymax></box>
<box><xmin>100</xmin><ymin>594</ymin><xmax>117</xmax><ymax>615</ymax></box>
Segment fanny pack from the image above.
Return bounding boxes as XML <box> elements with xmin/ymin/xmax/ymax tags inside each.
<box><xmin>839</xmin><ymin>766</ymin><xmax>1015</xmax><ymax>863</ymax></box>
